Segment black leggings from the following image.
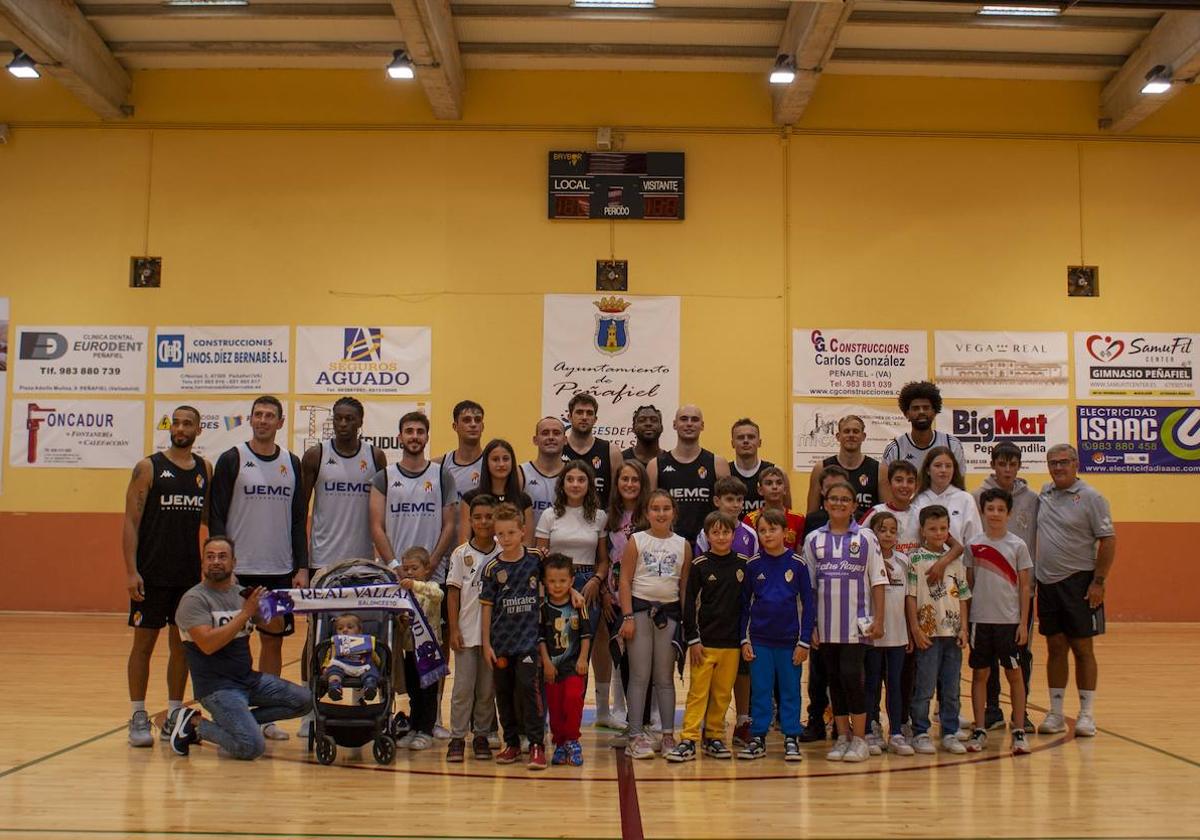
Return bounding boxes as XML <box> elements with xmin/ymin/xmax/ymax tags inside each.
<box><xmin>821</xmin><ymin>643</ymin><xmax>867</xmax><ymax>717</ymax></box>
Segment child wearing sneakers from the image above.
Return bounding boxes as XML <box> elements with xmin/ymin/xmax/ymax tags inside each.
<box><xmin>539</xmin><ymin>553</ymin><xmax>592</xmax><ymax>766</ymax></box>
<box><xmin>445</xmin><ymin>494</ymin><xmax>502</xmax><ymax>763</ymax></box>
<box><xmin>397</xmin><ymin>546</ymin><xmax>444</xmax><ymax>752</ymax></box>
<box><xmin>863</xmin><ymin>512</ymin><xmax>914</xmax><ymax>756</ymax></box>
<box><xmin>320</xmin><ymin>614</ymin><xmax>383</xmax><ymax>701</ymax></box>
<box><xmin>965</xmin><ymin>488</ymin><xmax>1033</xmax><ymax>756</ymax></box>
<box><xmin>738</xmin><ymin>508</ymin><xmax>815</xmax><ymax>762</ymax></box>
<box><xmin>668</xmin><ymin>511</ymin><xmax>747</xmax><ymax>763</ymax></box>
<box><xmin>906</xmin><ymin>505</ymin><xmax>971</xmax><ymax>755</ymax></box>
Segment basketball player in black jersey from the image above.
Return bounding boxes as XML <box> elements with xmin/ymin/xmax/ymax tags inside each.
<box><xmin>647</xmin><ymin>404</ymin><xmax>731</xmax><ymax>547</ymax></box>
<box><xmin>805</xmin><ymin>414</ymin><xmax>880</xmax><ymax>519</ymax></box>
<box><xmin>563</xmin><ymin>393</ymin><xmax>623</xmax><ymax>508</ymax></box>
<box><xmin>622</xmin><ymin>405</ymin><xmax>663</xmax><ymax>466</ymax></box>
<box><xmin>729</xmin><ymin>418</ymin><xmax>773</xmax><ymax>518</ymax></box>
<box><xmin>123</xmin><ymin>405</ymin><xmax>211</xmax><ymax>747</ymax></box>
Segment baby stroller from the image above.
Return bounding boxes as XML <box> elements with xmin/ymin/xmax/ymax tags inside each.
<box><xmin>303</xmin><ymin>559</ymin><xmax>404</xmax><ymax>766</ymax></box>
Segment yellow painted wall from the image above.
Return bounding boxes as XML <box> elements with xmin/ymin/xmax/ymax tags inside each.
<box><xmin>2</xmin><ymin>70</ymin><xmax>1198</xmax><ymax>524</ymax></box>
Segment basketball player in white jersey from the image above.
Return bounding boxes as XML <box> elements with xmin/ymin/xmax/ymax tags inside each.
<box><xmin>563</xmin><ymin>393</ymin><xmax>623</xmax><ymax>508</ymax></box>
<box><xmin>436</xmin><ymin>400</ymin><xmax>485</xmax><ymax>584</ymax></box>
<box><xmin>521</xmin><ymin>416</ymin><xmax>565</xmax><ymax>521</ymax></box>
<box><xmin>879</xmin><ymin>381</ymin><xmax>966</xmax><ymax>504</ymax></box>
<box><xmin>300</xmin><ymin>396</ymin><xmax>387</xmax><ymax>573</ymax></box>
<box><xmin>647</xmin><ymin>405</ymin><xmax>731</xmax><ymax>547</ymax></box>
<box><xmin>208</xmin><ymin>395</ymin><xmax>307</xmax><ymax>741</ymax></box>
<box><xmin>730</xmin><ymin>418</ymin><xmax>773</xmax><ymax>518</ymax></box>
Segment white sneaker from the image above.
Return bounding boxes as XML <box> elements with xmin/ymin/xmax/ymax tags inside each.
<box><xmin>262</xmin><ymin>723</ymin><xmax>289</xmax><ymax>741</ymax></box>
<box><xmin>128</xmin><ymin>711</ymin><xmax>154</xmax><ymax>747</ymax></box>
<box><xmin>842</xmin><ymin>736</ymin><xmax>870</xmax><ymax>763</ymax></box>
<box><xmin>409</xmin><ymin>733</ymin><xmax>433</xmax><ymax>751</ymax></box>
<box><xmin>397</xmin><ymin>732</ymin><xmax>417</xmax><ymax>749</ymax></box>
<box><xmin>941</xmin><ymin>735</ymin><xmax>967</xmax><ymax>754</ymax></box>
<box><xmin>912</xmin><ymin>733</ymin><xmax>936</xmax><ymax>755</ymax></box>
<box><xmin>297</xmin><ymin>713</ymin><xmax>314</xmax><ymax>738</ymax></box>
<box><xmin>889</xmin><ymin>734</ymin><xmax>915</xmax><ymax>756</ymax></box>
<box><xmin>1074</xmin><ymin>714</ymin><xmax>1097</xmax><ymax>737</ymax></box>
<box><xmin>432</xmin><ymin>725</ymin><xmax>452</xmax><ymax>740</ymax></box>
<box><xmin>625</xmin><ymin>734</ymin><xmax>656</xmax><ymax>760</ymax></box>
<box><xmin>954</xmin><ymin>727</ymin><xmax>971</xmax><ymax>742</ymax></box>
<box><xmin>1038</xmin><ymin>712</ymin><xmax>1067</xmax><ymax>734</ymax></box>
<box><xmin>865</xmin><ymin>733</ymin><xmax>883</xmax><ymax>756</ymax></box>
<box><xmin>825</xmin><ymin>735</ymin><xmax>850</xmax><ymax>761</ymax></box>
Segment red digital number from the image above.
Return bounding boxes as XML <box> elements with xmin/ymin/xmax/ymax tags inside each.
<box><xmin>554</xmin><ymin>195</ymin><xmax>589</xmax><ymax>218</ymax></box>
<box><xmin>643</xmin><ymin>196</ymin><xmax>678</xmax><ymax>219</ymax></box>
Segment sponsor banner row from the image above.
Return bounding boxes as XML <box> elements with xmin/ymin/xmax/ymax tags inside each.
<box><xmin>794</xmin><ymin>329</ymin><xmax>1198</xmax><ymax>400</ymax></box>
<box><xmin>10</xmin><ymin>325</ymin><xmax>432</xmax><ymax>396</ymax></box>
<box><xmin>1077</xmin><ymin>405</ymin><xmax>1200</xmax><ymax>474</ymax></box>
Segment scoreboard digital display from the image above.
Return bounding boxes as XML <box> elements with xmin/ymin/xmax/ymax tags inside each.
<box><xmin>548</xmin><ymin>151</ymin><xmax>685</xmax><ymax>220</ymax></box>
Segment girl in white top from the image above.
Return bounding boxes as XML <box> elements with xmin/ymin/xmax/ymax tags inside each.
<box><xmin>913</xmin><ymin>446</ymin><xmax>982</xmax><ymax>545</ymax></box>
<box><xmin>863</xmin><ymin>511</ymin><xmax>915</xmax><ymax>756</ymax></box>
<box><xmin>618</xmin><ymin>489</ymin><xmax>691</xmax><ymax>759</ymax></box>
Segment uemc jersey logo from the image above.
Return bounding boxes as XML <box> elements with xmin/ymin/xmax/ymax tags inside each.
<box><xmin>951</xmin><ymin>408</ymin><xmax>1047</xmax><ymax>443</ymax></box>
<box><xmin>156</xmin><ymin>335</ymin><xmax>185</xmax><ymax>368</ymax></box>
<box><xmin>343</xmin><ymin>328</ymin><xmax>383</xmax><ymax>362</ymax></box>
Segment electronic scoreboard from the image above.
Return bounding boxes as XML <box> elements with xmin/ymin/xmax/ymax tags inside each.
<box><xmin>548</xmin><ymin>151</ymin><xmax>685</xmax><ymax>220</ymax></box>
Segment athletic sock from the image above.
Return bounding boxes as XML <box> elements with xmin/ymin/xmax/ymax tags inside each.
<box><xmin>167</xmin><ymin>700</ymin><xmax>183</xmax><ymax>714</ymax></box>
<box><xmin>131</xmin><ymin>701</ymin><xmax>146</xmax><ymax>714</ymax></box>
<box><xmin>1049</xmin><ymin>688</ymin><xmax>1065</xmax><ymax>716</ymax></box>
<box><xmin>596</xmin><ymin>682</ymin><xmax>611</xmax><ymax>719</ymax></box>
<box><xmin>1078</xmin><ymin>689</ymin><xmax>1095</xmax><ymax>717</ymax></box>
<box><xmin>737</xmin><ymin>714</ymin><xmax>752</xmax><ymax>726</ymax></box>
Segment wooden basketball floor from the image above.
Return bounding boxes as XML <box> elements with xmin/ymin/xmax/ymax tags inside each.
<box><xmin>1</xmin><ymin>616</ymin><xmax>1196</xmax><ymax>840</ymax></box>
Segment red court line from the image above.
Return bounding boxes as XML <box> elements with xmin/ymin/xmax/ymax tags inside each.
<box><xmin>614</xmin><ymin>747</ymin><xmax>644</xmax><ymax>840</ymax></box>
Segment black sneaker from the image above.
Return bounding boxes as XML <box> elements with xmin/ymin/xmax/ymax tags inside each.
<box><xmin>702</xmin><ymin>738</ymin><xmax>733</xmax><ymax>759</ymax></box>
<box><xmin>784</xmin><ymin>736</ymin><xmax>803</xmax><ymax>762</ymax></box>
<box><xmin>159</xmin><ymin>708</ymin><xmax>179</xmax><ymax>741</ymax></box>
<box><xmin>738</xmin><ymin>735</ymin><xmax>766</xmax><ymax>760</ymax></box>
<box><xmin>170</xmin><ymin>707</ymin><xmax>200</xmax><ymax>756</ymax></box>
<box><xmin>798</xmin><ymin>721</ymin><xmax>825</xmax><ymax>743</ymax></box>
<box><xmin>665</xmin><ymin>739</ymin><xmax>697</xmax><ymax>763</ymax></box>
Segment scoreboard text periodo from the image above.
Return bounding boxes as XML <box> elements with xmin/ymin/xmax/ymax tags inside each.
<box><xmin>548</xmin><ymin>151</ymin><xmax>685</xmax><ymax>221</ymax></box>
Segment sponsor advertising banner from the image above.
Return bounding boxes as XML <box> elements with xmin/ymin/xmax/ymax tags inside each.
<box><xmin>935</xmin><ymin>331</ymin><xmax>1069</xmax><ymax>399</ymax></box>
<box><xmin>295</xmin><ymin>326</ymin><xmax>432</xmax><ymax>395</ymax></box>
<box><xmin>937</xmin><ymin>404</ymin><xmax>1069</xmax><ymax>473</ymax></box>
<box><xmin>12</xmin><ymin>326</ymin><xmax>147</xmax><ymax>393</ymax></box>
<box><xmin>152</xmin><ymin>400</ymin><xmax>291</xmax><ymax>461</ymax></box>
<box><xmin>10</xmin><ymin>398</ymin><xmax>144</xmax><ymax>468</ymax></box>
<box><xmin>290</xmin><ymin>399</ymin><xmax>430</xmax><ymax>458</ymax></box>
<box><xmin>0</xmin><ymin>299</ymin><xmax>7</xmax><ymax>492</ymax></box>
<box><xmin>793</xmin><ymin>328</ymin><xmax>927</xmax><ymax>398</ymax></box>
<box><xmin>154</xmin><ymin>326</ymin><xmax>290</xmax><ymax>394</ymax></box>
<box><xmin>1077</xmin><ymin>405</ymin><xmax>1200</xmax><ymax>473</ymax></box>
<box><xmin>793</xmin><ymin>402</ymin><xmax>909</xmax><ymax>472</ymax></box>
<box><xmin>1074</xmin><ymin>332</ymin><xmax>1199</xmax><ymax>399</ymax></box>
<box><xmin>542</xmin><ymin>295</ymin><xmax>680</xmax><ymax>450</ymax></box>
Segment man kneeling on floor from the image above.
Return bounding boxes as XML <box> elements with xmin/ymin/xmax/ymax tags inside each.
<box><xmin>170</xmin><ymin>536</ymin><xmax>311</xmax><ymax>758</ymax></box>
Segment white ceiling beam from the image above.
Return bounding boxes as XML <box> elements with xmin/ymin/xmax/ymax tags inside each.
<box><xmin>0</xmin><ymin>0</ymin><xmax>131</xmax><ymax>119</ymax></box>
<box><xmin>390</xmin><ymin>0</ymin><xmax>464</xmax><ymax>120</ymax></box>
<box><xmin>1100</xmin><ymin>11</ymin><xmax>1200</xmax><ymax>132</ymax></box>
<box><xmin>772</xmin><ymin>0</ymin><xmax>854</xmax><ymax>126</ymax></box>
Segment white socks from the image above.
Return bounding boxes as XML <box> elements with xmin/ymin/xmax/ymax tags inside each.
<box><xmin>167</xmin><ymin>700</ymin><xmax>183</xmax><ymax>714</ymax></box>
<box><xmin>1049</xmin><ymin>688</ymin><xmax>1065</xmax><ymax>716</ymax></box>
<box><xmin>1078</xmin><ymin>689</ymin><xmax>1096</xmax><ymax>717</ymax></box>
<box><xmin>131</xmin><ymin>700</ymin><xmax>146</xmax><ymax>714</ymax></box>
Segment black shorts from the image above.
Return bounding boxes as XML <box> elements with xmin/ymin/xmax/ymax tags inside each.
<box><xmin>128</xmin><ymin>584</ymin><xmax>192</xmax><ymax>629</ymax></box>
<box><xmin>1037</xmin><ymin>570</ymin><xmax>1105</xmax><ymax>639</ymax></box>
<box><xmin>237</xmin><ymin>573</ymin><xmax>295</xmax><ymax>636</ymax></box>
<box><xmin>969</xmin><ymin>623</ymin><xmax>1021</xmax><ymax>670</ymax></box>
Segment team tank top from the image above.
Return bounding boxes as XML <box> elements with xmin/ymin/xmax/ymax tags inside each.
<box><xmin>822</xmin><ymin>454</ymin><xmax>880</xmax><ymax>519</ymax></box>
<box><xmin>655</xmin><ymin>448</ymin><xmax>717</xmax><ymax>546</ymax></box>
<box><xmin>311</xmin><ymin>439</ymin><xmax>377</xmax><ymax>569</ymax></box>
<box><xmin>520</xmin><ymin>461</ymin><xmax>560</xmax><ymax>519</ymax></box>
<box><xmin>731</xmin><ymin>459</ymin><xmax>771</xmax><ymax>517</ymax></box>
<box><xmin>384</xmin><ymin>461</ymin><xmax>446</xmax><ymax>559</ymax></box>
<box><xmin>137</xmin><ymin>451</ymin><xmax>207</xmax><ymax>585</ymax></box>
<box><xmin>227</xmin><ymin>442</ymin><xmax>298</xmax><ymax>575</ymax></box>
<box><xmin>563</xmin><ymin>437</ymin><xmax>613</xmax><ymax>508</ymax></box>
<box><xmin>441</xmin><ymin>451</ymin><xmax>482</xmax><ymax>502</ymax></box>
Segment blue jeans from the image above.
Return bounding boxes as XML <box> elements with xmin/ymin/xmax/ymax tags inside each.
<box><xmin>911</xmin><ymin>637</ymin><xmax>961</xmax><ymax>737</ymax></box>
<box><xmin>748</xmin><ymin>644</ymin><xmax>802</xmax><ymax>738</ymax></box>
<box><xmin>198</xmin><ymin>673</ymin><xmax>311</xmax><ymax>760</ymax></box>
<box><xmin>864</xmin><ymin>645</ymin><xmax>907</xmax><ymax>736</ymax></box>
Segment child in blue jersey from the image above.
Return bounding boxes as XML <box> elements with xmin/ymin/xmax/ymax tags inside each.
<box><xmin>738</xmin><ymin>508</ymin><xmax>815</xmax><ymax>761</ymax></box>
<box><xmin>321</xmin><ymin>613</ymin><xmax>382</xmax><ymax>701</ymax></box>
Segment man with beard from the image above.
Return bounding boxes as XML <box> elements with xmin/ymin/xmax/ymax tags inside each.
<box><xmin>806</xmin><ymin>415</ymin><xmax>880</xmax><ymax>520</ymax></box>
<box><xmin>730</xmin><ymin>418</ymin><xmax>773</xmax><ymax>518</ymax></box>
<box><xmin>622</xmin><ymin>405</ymin><xmax>663</xmax><ymax>466</ymax></box>
<box><xmin>879</xmin><ymin>381</ymin><xmax>966</xmax><ymax>504</ymax></box>
<box><xmin>562</xmin><ymin>393</ymin><xmax>623</xmax><ymax>508</ymax></box>
<box><xmin>124</xmin><ymin>405</ymin><xmax>211</xmax><ymax>748</ymax></box>
<box><xmin>521</xmin><ymin>416</ymin><xmax>566</xmax><ymax>521</ymax></box>
<box><xmin>648</xmin><ymin>405</ymin><xmax>731</xmax><ymax>547</ymax></box>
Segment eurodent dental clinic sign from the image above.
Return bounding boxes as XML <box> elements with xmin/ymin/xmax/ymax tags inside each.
<box><xmin>793</xmin><ymin>328</ymin><xmax>927</xmax><ymax>398</ymax></box>
<box><xmin>937</xmin><ymin>405</ymin><xmax>1069</xmax><ymax>473</ymax></box>
<box><xmin>1077</xmin><ymin>405</ymin><xmax>1200</xmax><ymax>474</ymax></box>
<box><xmin>12</xmin><ymin>326</ymin><xmax>147</xmax><ymax>393</ymax></box>
<box><xmin>10</xmin><ymin>398</ymin><xmax>144</xmax><ymax>468</ymax></box>
<box><xmin>1074</xmin><ymin>332</ymin><xmax>1199</xmax><ymax>399</ymax></box>
<box><xmin>154</xmin><ymin>326</ymin><xmax>290</xmax><ymax>394</ymax></box>
<box><xmin>295</xmin><ymin>327</ymin><xmax>431</xmax><ymax>395</ymax></box>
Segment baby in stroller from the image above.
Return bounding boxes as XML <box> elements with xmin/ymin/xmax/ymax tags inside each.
<box><xmin>320</xmin><ymin>613</ymin><xmax>383</xmax><ymax>702</ymax></box>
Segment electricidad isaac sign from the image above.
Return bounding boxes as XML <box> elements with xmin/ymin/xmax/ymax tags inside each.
<box><xmin>548</xmin><ymin>152</ymin><xmax>684</xmax><ymax>220</ymax></box>
<box><xmin>1077</xmin><ymin>405</ymin><xmax>1200</xmax><ymax>473</ymax></box>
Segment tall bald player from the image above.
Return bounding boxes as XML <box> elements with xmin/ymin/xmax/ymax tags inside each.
<box><xmin>562</xmin><ymin>393</ymin><xmax>622</xmax><ymax>508</ymax></box>
<box><xmin>301</xmin><ymin>396</ymin><xmax>387</xmax><ymax>573</ymax></box>
<box><xmin>648</xmin><ymin>405</ymin><xmax>730</xmax><ymax>547</ymax></box>
<box><xmin>806</xmin><ymin>414</ymin><xmax>879</xmax><ymax>519</ymax></box>
<box><xmin>521</xmin><ymin>416</ymin><xmax>566</xmax><ymax>521</ymax></box>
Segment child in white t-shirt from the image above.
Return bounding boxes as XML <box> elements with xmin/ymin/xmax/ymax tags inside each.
<box><xmin>863</xmin><ymin>512</ymin><xmax>914</xmax><ymax>756</ymax></box>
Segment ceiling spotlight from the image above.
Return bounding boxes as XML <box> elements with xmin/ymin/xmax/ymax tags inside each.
<box><xmin>1141</xmin><ymin>64</ymin><xmax>1172</xmax><ymax>95</ymax></box>
<box><xmin>6</xmin><ymin>51</ymin><xmax>39</xmax><ymax>80</ymax></box>
<box><xmin>769</xmin><ymin>55</ymin><xmax>796</xmax><ymax>86</ymax></box>
<box><xmin>387</xmin><ymin>49</ymin><xmax>415</xmax><ymax>80</ymax></box>
<box><xmin>977</xmin><ymin>4</ymin><xmax>1061</xmax><ymax>16</ymax></box>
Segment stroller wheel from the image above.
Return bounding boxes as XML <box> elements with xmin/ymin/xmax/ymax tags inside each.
<box><xmin>373</xmin><ymin>735</ymin><xmax>396</xmax><ymax>765</ymax></box>
<box><xmin>315</xmin><ymin>735</ymin><xmax>337</xmax><ymax>766</ymax></box>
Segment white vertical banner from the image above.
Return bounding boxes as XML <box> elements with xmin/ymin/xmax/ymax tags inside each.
<box><xmin>290</xmin><ymin>399</ymin><xmax>431</xmax><ymax>459</ymax></box>
<box><xmin>541</xmin><ymin>294</ymin><xmax>680</xmax><ymax>450</ymax></box>
<box><xmin>152</xmin><ymin>400</ymin><xmax>291</xmax><ymax>461</ymax></box>
<box><xmin>294</xmin><ymin>326</ymin><xmax>432</xmax><ymax>395</ymax></box>
<box><xmin>792</xmin><ymin>402</ymin><xmax>909</xmax><ymax>472</ymax></box>
<box><xmin>0</xmin><ymin>299</ymin><xmax>8</xmax><ymax>492</ymax></box>
<box><xmin>934</xmin><ymin>331</ymin><xmax>1069</xmax><ymax>399</ymax></box>
<box><xmin>10</xmin><ymin>398</ymin><xmax>144</xmax><ymax>468</ymax></box>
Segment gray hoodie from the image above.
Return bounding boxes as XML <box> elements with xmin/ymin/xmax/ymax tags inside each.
<box><xmin>973</xmin><ymin>475</ymin><xmax>1039</xmax><ymax>557</ymax></box>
